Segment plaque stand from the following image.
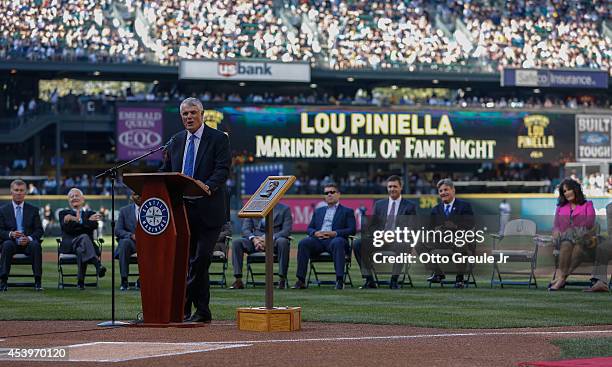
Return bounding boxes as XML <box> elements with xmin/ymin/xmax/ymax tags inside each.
<box><xmin>236</xmin><ymin>176</ymin><xmax>301</xmax><ymax>332</ymax></box>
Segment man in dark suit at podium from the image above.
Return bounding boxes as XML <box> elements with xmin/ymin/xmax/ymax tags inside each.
<box><xmin>230</xmin><ymin>203</ymin><xmax>293</xmax><ymax>289</ymax></box>
<box><xmin>353</xmin><ymin>175</ymin><xmax>416</xmax><ymax>289</ymax></box>
<box><xmin>161</xmin><ymin>97</ymin><xmax>231</xmax><ymax>323</ymax></box>
<box><xmin>0</xmin><ymin>179</ymin><xmax>44</xmax><ymax>291</ymax></box>
<box><xmin>293</xmin><ymin>183</ymin><xmax>356</xmax><ymax>290</ymax></box>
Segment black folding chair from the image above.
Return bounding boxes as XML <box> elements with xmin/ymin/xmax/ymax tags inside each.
<box><xmin>56</xmin><ymin>237</ymin><xmax>103</xmax><ymax>289</ymax></box>
<box><xmin>307</xmin><ymin>236</ymin><xmax>354</xmax><ymax>288</ymax></box>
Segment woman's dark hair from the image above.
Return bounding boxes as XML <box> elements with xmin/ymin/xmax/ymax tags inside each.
<box><xmin>557</xmin><ymin>178</ymin><xmax>586</xmax><ymax>206</ymax></box>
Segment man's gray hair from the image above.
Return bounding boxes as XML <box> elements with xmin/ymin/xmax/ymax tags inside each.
<box><xmin>67</xmin><ymin>187</ymin><xmax>84</xmax><ymax>197</ymax></box>
<box><xmin>437</xmin><ymin>178</ymin><xmax>454</xmax><ymax>189</ymax></box>
<box><xmin>180</xmin><ymin>97</ymin><xmax>203</xmax><ymax>113</ymax></box>
<box><xmin>10</xmin><ymin>179</ymin><xmax>26</xmax><ymax>189</ymax></box>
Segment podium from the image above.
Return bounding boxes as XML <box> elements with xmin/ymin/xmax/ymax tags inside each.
<box><xmin>123</xmin><ymin>173</ymin><xmax>207</xmax><ymax>326</ymax></box>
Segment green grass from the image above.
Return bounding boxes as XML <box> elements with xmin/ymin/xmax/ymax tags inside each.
<box><xmin>552</xmin><ymin>338</ymin><xmax>612</xmax><ymax>359</ymax></box>
<box><xmin>2</xmin><ymin>235</ymin><xmax>610</xmax><ymax>328</ymax></box>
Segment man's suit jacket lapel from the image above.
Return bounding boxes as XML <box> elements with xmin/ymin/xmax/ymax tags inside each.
<box><xmin>273</xmin><ymin>207</ymin><xmax>281</xmax><ymax>227</ymax></box>
<box><xmin>193</xmin><ymin>125</ymin><xmax>210</xmax><ymax>177</ymax></box>
<box><xmin>172</xmin><ymin>131</ymin><xmax>187</xmax><ymax>173</ymax></box>
<box><xmin>128</xmin><ymin>203</ymin><xmax>137</xmax><ymax>232</ymax></box>
<box><xmin>3</xmin><ymin>204</ymin><xmax>16</xmax><ymax>229</ymax></box>
<box><xmin>331</xmin><ymin>205</ymin><xmax>344</xmax><ymax>229</ymax></box>
<box><xmin>380</xmin><ymin>200</ymin><xmax>389</xmax><ymax>217</ymax></box>
<box><xmin>397</xmin><ymin>199</ymin><xmax>407</xmax><ymax>215</ymax></box>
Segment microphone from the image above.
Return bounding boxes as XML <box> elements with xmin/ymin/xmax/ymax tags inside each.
<box><xmin>162</xmin><ymin>135</ymin><xmax>175</xmax><ymax>150</ymax></box>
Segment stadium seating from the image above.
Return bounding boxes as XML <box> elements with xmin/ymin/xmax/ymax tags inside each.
<box><xmin>1</xmin><ymin>1</ymin><xmax>609</xmax><ymax>71</ymax></box>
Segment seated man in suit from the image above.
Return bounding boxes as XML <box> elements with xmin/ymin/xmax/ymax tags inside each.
<box><xmin>114</xmin><ymin>193</ymin><xmax>142</xmax><ymax>291</ymax></box>
<box><xmin>59</xmin><ymin>188</ymin><xmax>106</xmax><ymax>290</ymax></box>
<box><xmin>353</xmin><ymin>175</ymin><xmax>416</xmax><ymax>289</ymax></box>
<box><xmin>231</xmin><ymin>203</ymin><xmax>292</xmax><ymax>289</ymax></box>
<box><xmin>0</xmin><ymin>179</ymin><xmax>44</xmax><ymax>291</ymax></box>
<box><xmin>415</xmin><ymin>178</ymin><xmax>474</xmax><ymax>288</ymax></box>
<box><xmin>293</xmin><ymin>183</ymin><xmax>356</xmax><ymax>290</ymax></box>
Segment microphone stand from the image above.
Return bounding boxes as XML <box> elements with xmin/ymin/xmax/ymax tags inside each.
<box><xmin>96</xmin><ymin>143</ymin><xmax>168</xmax><ymax>327</ymax></box>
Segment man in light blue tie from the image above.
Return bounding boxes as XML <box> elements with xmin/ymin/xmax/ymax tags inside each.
<box><xmin>0</xmin><ymin>180</ymin><xmax>44</xmax><ymax>291</ymax></box>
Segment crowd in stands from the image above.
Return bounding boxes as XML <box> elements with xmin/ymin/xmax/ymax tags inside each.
<box><xmin>0</xmin><ymin>0</ymin><xmax>145</xmax><ymax>63</ymax></box>
<box><xmin>1</xmin><ymin>0</ymin><xmax>609</xmax><ymax>72</ymax></box>
<box><xmin>458</xmin><ymin>0</ymin><xmax>610</xmax><ymax>71</ymax></box>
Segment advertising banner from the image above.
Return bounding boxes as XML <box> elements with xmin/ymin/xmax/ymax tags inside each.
<box><xmin>211</xmin><ymin>107</ymin><xmax>574</xmax><ymax>163</ymax></box>
<box><xmin>575</xmin><ymin>114</ymin><xmax>612</xmax><ymax>162</ymax></box>
<box><xmin>502</xmin><ymin>68</ymin><xmax>608</xmax><ymax>89</ymax></box>
<box><xmin>179</xmin><ymin>59</ymin><xmax>311</xmax><ymax>82</ymax></box>
<box><xmin>116</xmin><ymin>106</ymin><xmax>164</xmax><ymax>161</ymax></box>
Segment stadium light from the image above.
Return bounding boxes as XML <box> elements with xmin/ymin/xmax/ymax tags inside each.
<box><xmin>432</xmin><ymin>79</ymin><xmax>439</xmax><ymax>84</ymax></box>
<box><xmin>391</xmin><ymin>85</ymin><xmax>398</xmax><ymax>90</ymax></box>
<box><xmin>347</xmin><ymin>77</ymin><xmax>355</xmax><ymax>82</ymax></box>
<box><xmin>310</xmin><ymin>83</ymin><xmax>317</xmax><ymax>88</ymax></box>
<box><xmin>239</xmin><ymin>82</ymin><xmax>246</xmax><ymax>87</ymax></box>
<box><xmin>93</xmin><ymin>71</ymin><xmax>100</xmax><ymax>76</ymax></box>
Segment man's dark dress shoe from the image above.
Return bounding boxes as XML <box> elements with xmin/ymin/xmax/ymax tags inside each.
<box><xmin>390</xmin><ymin>279</ymin><xmax>400</xmax><ymax>289</ymax></box>
<box><xmin>98</xmin><ymin>265</ymin><xmax>107</xmax><ymax>278</ymax></box>
<box><xmin>278</xmin><ymin>278</ymin><xmax>286</xmax><ymax>289</ymax></box>
<box><xmin>359</xmin><ymin>280</ymin><xmax>377</xmax><ymax>289</ymax></box>
<box><xmin>0</xmin><ymin>279</ymin><xmax>7</xmax><ymax>292</ymax></box>
<box><xmin>292</xmin><ymin>280</ymin><xmax>306</xmax><ymax>289</ymax></box>
<box><xmin>230</xmin><ymin>279</ymin><xmax>244</xmax><ymax>289</ymax></box>
<box><xmin>427</xmin><ymin>274</ymin><xmax>445</xmax><ymax>283</ymax></box>
<box><xmin>185</xmin><ymin>314</ymin><xmax>211</xmax><ymax>323</ymax></box>
<box><xmin>335</xmin><ymin>280</ymin><xmax>344</xmax><ymax>290</ymax></box>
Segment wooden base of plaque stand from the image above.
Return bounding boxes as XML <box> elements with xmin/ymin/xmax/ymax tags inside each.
<box><xmin>237</xmin><ymin>307</ymin><xmax>301</xmax><ymax>332</ymax></box>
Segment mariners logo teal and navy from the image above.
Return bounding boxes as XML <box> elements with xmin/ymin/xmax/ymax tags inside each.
<box><xmin>139</xmin><ymin>198</ymin><xmax>170</xmax><ymax>235</ymax></box>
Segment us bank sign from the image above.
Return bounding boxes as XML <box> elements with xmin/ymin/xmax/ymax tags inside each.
<box><xmin>180</xmin><ymin>59</ymin><xmax>311</xmax><ymax>82</ymax></box>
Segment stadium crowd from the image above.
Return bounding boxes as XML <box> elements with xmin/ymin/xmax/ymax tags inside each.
<box><xmin>1</xmin><ymin>0</ymin><xmax>609</xmax><ymax>72</ymax></box>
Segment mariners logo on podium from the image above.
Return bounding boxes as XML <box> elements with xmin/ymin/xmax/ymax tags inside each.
<box><xmin>139</xmin><ymin>198</ymin><xmax>170</xmax><ymax>235</ymax></box>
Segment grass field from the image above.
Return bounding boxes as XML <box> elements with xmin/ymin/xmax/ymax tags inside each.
<box><xmin>552</xmin><ymin>338</ymin><xmax>612</xmax><ymax>359</ymax></box>
<box><xmin>2</xmin><ymin>235</ymin><xmax>611</xmax><ymax>329</ymax></box>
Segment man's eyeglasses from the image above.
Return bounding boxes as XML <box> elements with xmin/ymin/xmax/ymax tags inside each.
<box><xmin>324</xmin><ymin>190</ymin><xmax>337</xmax><ymax>195</ymax></box>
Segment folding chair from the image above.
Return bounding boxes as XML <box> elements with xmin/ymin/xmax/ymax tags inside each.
<box><xmin>209</xmin><ymin>236</ymin><xmax>230</xmax><ymax>287</ymax></box>
<box><xmin>490</xmin><ymin>219</ymin><xmax>538</xmax><ymax>288</ymax></box>
<box><xmin>1</xmin><ymin>239</ymin><xmax>44</xmax><ymax>288</ymax></box>
<box><xmin>427</xmin><ymin>246</ymin><xmax>478</xmax><ymax>288</ymax></box>
<box><xmin>6</xmin><ymin>254</ymin><xmax>36</xmax><ymax>287</ymax></box>
<box><xmin>127</xmin><ymin>253</ymin><xmax>139</xmax><ymax>288</ymax></box>
<box><xmin>246</xmin><ymin>237</ymin><xmax>292</xmax><ymax>287</ymax></box>
<box><xmin>56</xmin><ymin>237</ymin><xmax>103</xmax><ymax>289</ymax></box>
<box><xmin>372</xmin><ymin>256</ymin><xmax>414</xmax><ymax>288</ymax></box>
<box><xmin>307</xmin><ymin>236</ymin><xmax>354</xmax><ymax>288</ymax></box>
<box><xmin>114</xmin><ymin>237</ymin><xmax>140</xmax><ymax>288</ymax></box>
<box><xmin>551</xmin><ymin>223</ymin><xmax>606</xmax><ymax>288</ymax></box>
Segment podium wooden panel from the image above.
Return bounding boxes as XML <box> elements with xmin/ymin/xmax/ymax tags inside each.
<box><xmin>123</xmin><ymin>173</ymin><xmax>207</xmax><ymax>326</ymax></box>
